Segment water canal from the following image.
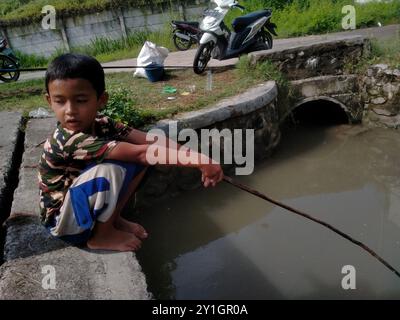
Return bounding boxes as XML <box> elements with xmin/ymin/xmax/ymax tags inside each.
<box><xmin>136</xmin><ymin>102</ymin><xmax>400</xmax><ymax>299</ymax></box>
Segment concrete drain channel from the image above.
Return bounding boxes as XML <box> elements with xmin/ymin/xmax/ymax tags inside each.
<box><xmin>0</xmin><ymin>117</ymin><xmax>26</xmax><ymax>265</ymax></box>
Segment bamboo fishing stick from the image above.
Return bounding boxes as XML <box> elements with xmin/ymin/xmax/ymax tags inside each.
<box><xmin>223</xmin><ymin>175</ymin><xmax>400</xmax><ymax>279</ymax></box>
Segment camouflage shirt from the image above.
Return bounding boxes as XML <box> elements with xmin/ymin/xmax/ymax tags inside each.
<box><xmin>38</xmin><ymin>115</ymin><xmax>132</xmax><ymax>226</ymax></box>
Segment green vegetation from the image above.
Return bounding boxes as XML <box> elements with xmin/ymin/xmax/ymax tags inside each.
<box><xmin>226</xmin><ymin>0</ymin><xmax>400</xmax><ymax>38</ymax></box>
<box><xmin>2</xmin><ymin>0</ymin><xmax>399</xmax><ymax>32</ymax></box>
<box><xmin>0</xmin><ymin>78</ymin><xmax>46</xmax><ymax>116</ymax></box>
<box><xmin>369</xmin><ymin>36</ymin><xmax>400</xmax><ymax>69</ymax></box>
<box><xmin>14</xmin><ymin>49</ymin><xmax>48</xmax><ymax>68</ymax></box>
<box><xmin>1</xmin><ymin>1</ymin><xmax>399</xmax><ymax>126</ymax></box>
<box><xmin>236</xmin><ymin>54</ymin><xmax>295</xmax><ymax>118</ymax></box>
<box><xmin>1</xmin><ymin>34</ymin><xmax>399</xmax><ymax>126</ymax></box>
<box><xmin>236</xmin><ymin>55</ymin><xmax>288</xmax><ymax>87</ymax></box>
<box><xmin>346</xmin><ymin>35</ymin><xmax>400</xmax><ymax>73</ymax></box>
<box><xmin>0</xmin><ymin>56</ymin><xmax>293</xmax><ymax>128</ymax></box>
<box><xmin>76</xmin><ymin>28</ymin><xmax>174</xmax><ymax>63</ymax></box>
<box><xmin>0</xmin><ymin>69</ymin><xmax>263</xmax><ymax>127</ymax></box>
<box><xmin>101</xmin><ymin>87</ymin><xmax>144</xmax><ymax>127</ymax></box>
<box><xmin>3</xmin><ymin>0</ymin><xmax>399</xmax><ymax>68</ymax></box>
<box><xmin>0</xmin><ymin>0</ymin><xmax>167</xmax><ymax>24</ymax></box>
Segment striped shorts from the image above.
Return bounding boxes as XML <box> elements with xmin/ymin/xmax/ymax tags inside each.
<box><xmin>48</xmin><ymin>160</ymin><xmax>144</xmax><ymax>245</ymax></box>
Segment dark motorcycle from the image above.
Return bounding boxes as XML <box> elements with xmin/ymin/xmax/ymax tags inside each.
<box><xmin>0</xmin><ymin>38</ymin><xmax>20</xmax><ymax>82</ymax></box>
<box><xmin>171</xmin><ymin>20</ymin><xmax>202</xmax><ymax>51</ymax></box>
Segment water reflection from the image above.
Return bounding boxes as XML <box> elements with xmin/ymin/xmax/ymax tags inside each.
<box><xmin>136</xmin><ymin>125</ymin><xmax>400</xmax><ymax>299</ymax></box>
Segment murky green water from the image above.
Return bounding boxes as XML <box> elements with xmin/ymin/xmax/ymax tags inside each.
<box><xmin>137</xmin><ymin>124</ymin><xmax>400</xmax><ymax>299</ymax></box>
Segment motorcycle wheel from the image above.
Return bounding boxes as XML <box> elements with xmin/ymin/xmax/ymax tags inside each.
<box><xmin>264</xmin><ymin>31</ymin><xmax>273</xmax><ymax>49</ymax></box>
<box><xmin>251</xmin><ymin>30</ymin><xmax>273</xmax><ymax>52</ymax></box>
<box><xmin>173</xmin><ymin>33</ymin><xmax>192</xmax><ymax>51</ymax></box>
<box><xmin>193</xmin><ymin>42</ymin><xmax>213</xmax><ymax>75</ymax></box>
<box><xmin>0</xmin><ymin>55</ymin><xmax>20</xmax><ymax>82</ymax></box>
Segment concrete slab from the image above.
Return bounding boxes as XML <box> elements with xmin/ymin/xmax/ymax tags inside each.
<box><xmin>1</xmin><ymin>216</ymin><xmax>150</xmax><ymax>300</ymax></box>
<box><xmin>0</xmin><ymin>112</ymin><xmax>22</xmax><ymax>214</ymax></box>
<box><xmin>10</xmin><ymin>117</ymin><xmax>56</xmax><ymax>218</ymax></box>
<box><xmin>1</xmin><ymin>116</ymin><xmax>151</xmax><ymax>300</ymax></box>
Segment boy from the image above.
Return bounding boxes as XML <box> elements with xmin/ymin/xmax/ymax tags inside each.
<box><xmin>39</xmin><ymin>53</ymin><xmax>223</xmax><ymax>252</ymax></box>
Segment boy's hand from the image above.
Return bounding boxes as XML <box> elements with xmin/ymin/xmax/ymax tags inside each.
<box><xmin>199</xmin><ymin>163</ymin><xmax>224</xmax><ymax>188</ymax></box>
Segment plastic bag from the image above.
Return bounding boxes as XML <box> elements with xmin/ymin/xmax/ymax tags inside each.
<box><xmin>134</xmin><ymin>41</ymin><xmax>169</xmax><ymax>79</ymax></box>
<box><xmin>29</xmin><ymin>107</ymin><xmax>50</xmax><ymax>118</ymax></box>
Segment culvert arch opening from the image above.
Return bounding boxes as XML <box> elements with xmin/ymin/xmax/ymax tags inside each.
<box><xmin>291</xmin><ymin>98</ymin><xmax>350</xmax><ymax>126</ymax></box>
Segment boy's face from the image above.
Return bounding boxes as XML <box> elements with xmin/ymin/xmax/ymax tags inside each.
<box><xmin>46</xmin><ymin>78</ymin><xmax>108</xmax><ymax>133</ymax></box>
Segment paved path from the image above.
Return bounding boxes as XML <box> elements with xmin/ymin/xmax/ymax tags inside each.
<box><xmin>14</xmin><ymin>24</ymin><xmax>400</xmax><ymax>82</ymax></box>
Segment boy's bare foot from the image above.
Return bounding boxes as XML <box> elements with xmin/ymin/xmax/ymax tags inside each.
<box><xmin>87</xmin><ymin>226</ymin><xmax>142</xmax><ymax>252</ymax></box>
<box><xmin>115</xmin><ymin>217</ymin><xmax>148</xmax><ymax>239</ymax></box>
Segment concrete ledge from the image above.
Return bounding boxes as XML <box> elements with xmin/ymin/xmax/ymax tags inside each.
<box><xmin>10</xmin><ymin>117</ymin><xmax>55</xmax><ymax>218</ymax></box>
<box><xmin>0</xmin><ymin>112</ymin><xmax>22</xmax><ymax>214</ymax></box>
<box><xmin>155</xmin><ymin>81</ymin><xmax>278</xmax><ymax>132</ymax></box>
<box><xmin>1</xmin><ymin>217</ymin><xmax>150</xmax><ymax>299</ymax></box>
<box><xmin>1</xmin><ymin>117</ymin><xmax>151</xmax><ymax>300</ymax></box>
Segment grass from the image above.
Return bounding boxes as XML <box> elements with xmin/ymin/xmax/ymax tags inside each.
<box><xmin>225</xmin><ymin>0</ymin><xmax>400</xmax><ymax>38</ymax></box>
<box><xmin>0</xmin><ymin>78</ymin><xmax>46</xmax><ymax>116</ymax></box>
<box><xmin>0</xmin><ymin>68</ymin><xmax>262</xmax><ymax>127</ymax></box>
<box><xmin>76</xmin><ymin>27</ymin><xmax>175</xmax><ymax>63</ymax></box>
<box><xmin>345</xmin><ymin>34</ymin><xmax>400</xmax><ymax>73</ymax></box>
<box><xmin>0</xmin><ymin>0</ymin><xmax>167</xmax><ymax>23</ymax></box>
<box><xmin>0</xmin><ymin>55</ymin><xmax>293</xmax><ymax>127</ymax></box>
<box><xmin>1</xmin><ymin>28</ymin><xmax>398</xmax><ymax>126</ymax></box>
<box><xmin>369</xmin><ymin>36</ymin><xmax>400</xmax><ymax>69</ymax></box>
<box><xmin>236</xmin><ymin>55</ymin><xmax>289</xmax><ymax>87</ymax></box>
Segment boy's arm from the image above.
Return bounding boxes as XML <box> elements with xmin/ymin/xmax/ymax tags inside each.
<box><xmin>123</xmin><ymin>128</ymin><xmax>180</xmax><ymax>150</ymax></box>
<box><xmin>106</xmin><ymin>142</ymin><xmax>223</xmax><ymax>187</ymax></box>
<box><xmin>122</xmin><ymin>129</ymin><xmax>149</xmax><ymax>145</ymax></box>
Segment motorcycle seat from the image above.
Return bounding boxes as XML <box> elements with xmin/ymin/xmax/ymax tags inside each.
<box><xmin>172</xmin><ymin>21</ymin><xmax>199</xmax><ymax>28</ymax></box>
<box><xmin>232</xmin><ymin>9</ymin><xmax>271</xmax><ymax>33</ymax></box>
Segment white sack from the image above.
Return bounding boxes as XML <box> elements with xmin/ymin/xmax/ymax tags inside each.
<box><xmin>134</xmin><ymin>41</ymin><xmax>169</xmax><ymax>78</ymax></box>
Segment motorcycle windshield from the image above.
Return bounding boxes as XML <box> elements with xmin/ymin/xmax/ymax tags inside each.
<box><xmin>200</xmin><ymin>9</ymin><xmax>224</xmax><ymax>30</ymax></box>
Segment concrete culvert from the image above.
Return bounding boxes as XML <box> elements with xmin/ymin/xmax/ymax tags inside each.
<box><xmin>292</xmin><ymin>99</ymin><xmax>350</xmax><ymax>126</ymax></box>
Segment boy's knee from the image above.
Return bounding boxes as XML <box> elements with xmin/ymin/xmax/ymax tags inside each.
<box><xmin>84</xmin><ymin>162</ymin><xmax>125</xmax><ymax>179</ymax></box>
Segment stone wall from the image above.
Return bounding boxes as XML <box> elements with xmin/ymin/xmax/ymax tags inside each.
<box><xmin>362</xmin><ymin>64</ymin><xmax>400</xmax><ymax>129</ymax></box>
<box><xmin>134</xmin><ymin>81</ymin><xmax>280</xmax><ymax>210</ymax></box>
<box><xmin>250</xmin><ymin>36</ymin><xmax>369</xmax><ymax>81</ymax></box>
<box><xmin>1</xmin><ymin>0</ymin><xmax>208</xmax><ymax>57</ymax></box>
<box><xmin>290</xmin><ymin>75</ymin><xmax>363</xmax><ymax>123</ymax></box>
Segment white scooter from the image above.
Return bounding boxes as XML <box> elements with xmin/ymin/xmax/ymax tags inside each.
<box><xmin>193</xmin><ymin>0</ymin><xmax>277</xmax><ymax>74</ymax></box>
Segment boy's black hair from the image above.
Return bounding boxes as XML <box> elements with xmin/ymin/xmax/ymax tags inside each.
<box><xmin>45</xmin><ymin>53</ymin><xmax>105</xmax><ymax>98</ymax></box>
